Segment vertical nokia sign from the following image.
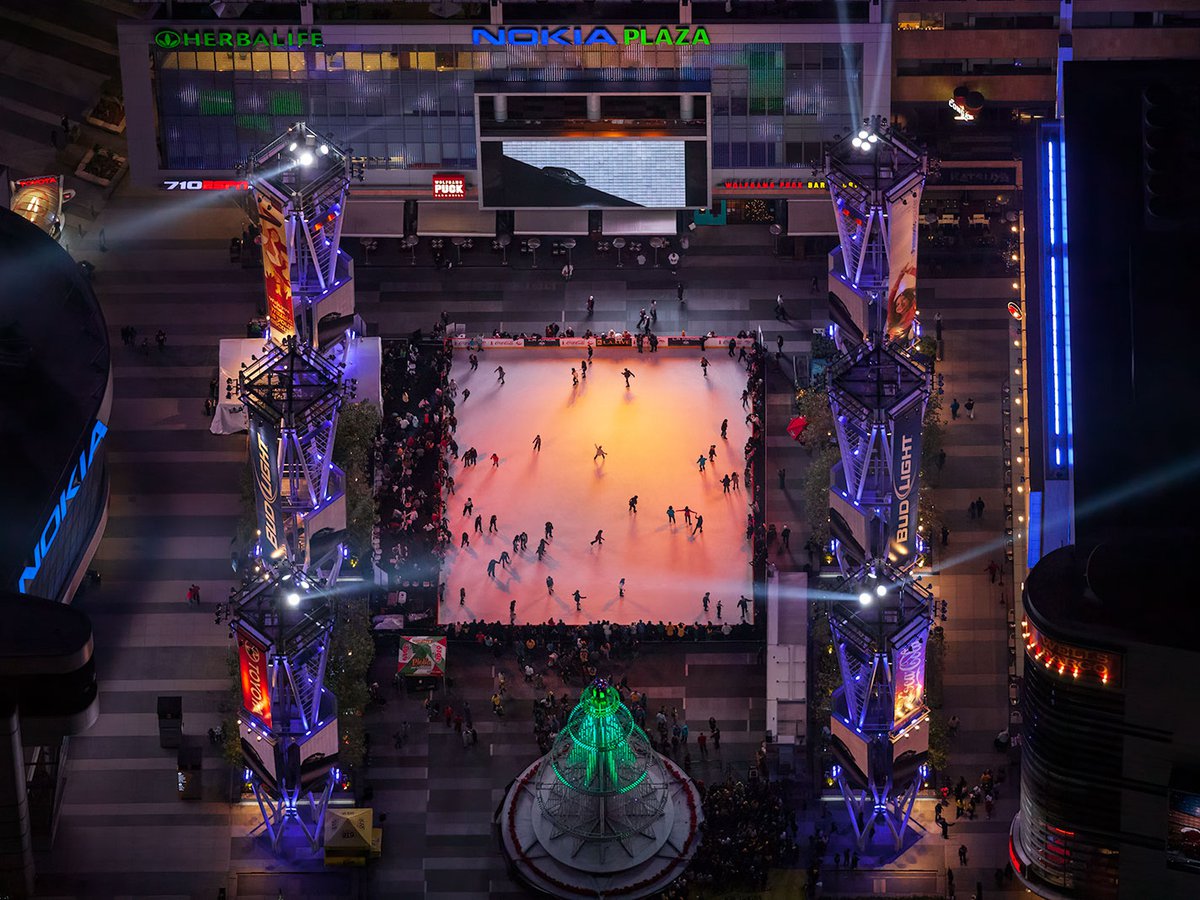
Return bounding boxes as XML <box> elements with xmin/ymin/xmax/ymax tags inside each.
<box><xmin>18</xmin><ymin>419</ymin><xmax>107</xmax><ymax>594</ymax></box>
<box><xmin>238</xmin><ymin>630</ymin><xmax>274</xmax><ymax>728</ymax></box>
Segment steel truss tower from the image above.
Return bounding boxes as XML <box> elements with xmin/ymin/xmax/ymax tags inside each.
<box><xmin>821</xmin><ymin>117</ymin><xmax>934</xmax><ymax>851</ymax></box>
<box><xmin>231</xmin><ymin>124</ymin><xmax>357</xmax><ymax>853</ymax></box>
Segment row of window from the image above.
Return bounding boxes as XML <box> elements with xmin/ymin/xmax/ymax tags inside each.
<box><xmin>897</xmin><ymin>59</ymin><xmax>1054</xmax><ymax>77</ymax></box>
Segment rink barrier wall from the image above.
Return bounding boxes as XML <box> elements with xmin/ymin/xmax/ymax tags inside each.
<box><xmin>449</xmin><ymin>336</ymin><xmax>757</xmax><ymax>350</ymax></box>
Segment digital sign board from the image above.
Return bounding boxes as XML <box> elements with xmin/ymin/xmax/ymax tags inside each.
<box><xmin>237</xmin><ymin>630</ymin><xmax>273</xmax><ymax>729</ymax></box>
<box><xmin>480</xmin><ymin>139</ymin><xmax>708</xmax><ymax>209</ymax></box>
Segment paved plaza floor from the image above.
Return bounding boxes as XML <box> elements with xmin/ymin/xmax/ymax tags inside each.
<box><xmin>442</xmin><ymin>349</ymin><xmax>754</xmax><ymax>627</ymax></box>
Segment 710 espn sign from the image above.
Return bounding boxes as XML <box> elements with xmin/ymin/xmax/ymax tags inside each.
<box><xmin>162</xmin><ymin>180</ymin><xmax>249</xmax><ymax>191</ymax></box>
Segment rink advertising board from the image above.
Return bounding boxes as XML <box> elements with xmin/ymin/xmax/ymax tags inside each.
<box><xmin>886</xmin><ymin>193</ymin><xmax>920</xmax><ymax>341</ymax></box>
<box><xmin>256</xmin><ymin>196</ymin><xmax>296</xmax><ymax>344</ymax></box>
<box><xmin>888</xmin><ymin>403</ymin><xmax>923</xmax><ymax>565</ymax></box>
<box><xmin>249</xmin><ymin>418</ymin><xmax>287</xmax><ymax>558</ymax></box>
<box><xmin>237</xmin><ymin>630</ymin><xmax>273</xmax><ymax>728</ymax></box>
<box><xmin>398</xmin><ymin>636</ymin><xmax>447</xmax><ymax>677</ymax></box>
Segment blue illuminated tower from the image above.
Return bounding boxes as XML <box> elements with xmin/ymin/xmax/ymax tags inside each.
<box><xmin>229</xmin><ymin>124</ymin><xmax>359</xmax><ymax>852</ymax></box>
<box><xmin>821</xmin><ymin>118</ymin><xmax>935</xmax><ymax>851</ymax></box>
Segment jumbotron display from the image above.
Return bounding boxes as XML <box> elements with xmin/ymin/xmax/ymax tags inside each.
<box><xmin>480</xmin><ymin>139</ymin><xmax>708</xmax><ymax>209</ymax></box>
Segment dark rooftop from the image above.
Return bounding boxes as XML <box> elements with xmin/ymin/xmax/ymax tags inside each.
<box><xmin>1062</xmin><ymin>60</ymin><xmax>1200</xmax><ymax>547</ymax></box>
<box><xmin>0</xmin><ymin>209</ymin><xmax>110</xmax><ymax>590</ymax></box>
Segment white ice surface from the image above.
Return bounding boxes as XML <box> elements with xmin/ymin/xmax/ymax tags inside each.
<box><xmin>441</xmin><ymin>348</ymin><xmax>754</xmax><ymax>626</ymax></box>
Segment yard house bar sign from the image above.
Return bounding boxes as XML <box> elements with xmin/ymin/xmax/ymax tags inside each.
<box><xmin>473</xmin><ymin>25</ymin><xmax>710</xmax><ymax>46</ymax></box>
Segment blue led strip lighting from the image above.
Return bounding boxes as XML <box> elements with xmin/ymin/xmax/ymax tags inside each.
<box><xmin>1043</xmin><ymin>129</ymin><xmax>1073</xmax><ymax>476</ymax></box>
<box><xmin>1058</xmin><ymin>135</ymin><xmax>1074</xmax><ymax>465</ymax></box>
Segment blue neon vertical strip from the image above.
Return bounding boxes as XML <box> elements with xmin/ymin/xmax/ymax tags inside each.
<box><xmin>1058</xmin><ymin>135</ymin><xmax>1074</xmax><ymax>467</ymax></box>
<box><xmin>1047</xmin><ymin>141</ymin><xmax>1055</xmax><ymax>245</ymax></box>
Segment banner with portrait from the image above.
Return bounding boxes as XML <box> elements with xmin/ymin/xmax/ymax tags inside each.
<box><xmin>257</xmin><ymin>194</ymin><xmax>296</xmax><ymax>344</ymax></box>
<box><xmin>886</xmin><ymin>192</ymin><xmax>920</xmax><ymax>341</ymax></box>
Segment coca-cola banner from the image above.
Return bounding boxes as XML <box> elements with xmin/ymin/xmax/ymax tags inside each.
<box><xmin>238</xmin><ymin>629</ymin><xmax>273</xmax><ymax>729</ymax></box>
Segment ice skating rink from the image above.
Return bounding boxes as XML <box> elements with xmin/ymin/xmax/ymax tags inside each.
<box><xmin>441</xmin><ymin>348</ymin><xmax>754</xmax><ymax>626</ymax></box>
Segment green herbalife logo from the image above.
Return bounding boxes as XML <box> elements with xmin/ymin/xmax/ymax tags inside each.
<box><xmin>154</xmin><ymin>28</ymin><xmax>323</xmax><ymax>50</ymax></box>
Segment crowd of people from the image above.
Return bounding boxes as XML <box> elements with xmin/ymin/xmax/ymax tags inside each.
<box><xmin>377</xmin><ymin>338</ymin><xmax>456</xmax><ymax>589</ymax></box>
<box><xmin>659</xmin><ymin>777</ymin><xmax>798</xmax><ymax>899</ymax></box>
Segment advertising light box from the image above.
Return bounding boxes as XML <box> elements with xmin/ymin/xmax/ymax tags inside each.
<box><xmin>480</xmin><ymin>139</ymin><xmax>708</xmax><ymax>209</ymax></box>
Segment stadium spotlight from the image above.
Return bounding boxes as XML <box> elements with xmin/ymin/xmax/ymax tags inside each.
<box><xmin>286</xmin><ymin>592</ymin><xmax>301</xmax><ymax>607</ymax></box>
<box><xmin>858</xmin><ymin>591</ymin><xmax>873</xmax><ymax>605</ymax></box>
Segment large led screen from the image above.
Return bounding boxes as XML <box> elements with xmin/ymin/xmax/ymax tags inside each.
<box><xmin>480</xmin><ymin>139</ymin><xmax>708</xmax><ymax>209</ymax></box>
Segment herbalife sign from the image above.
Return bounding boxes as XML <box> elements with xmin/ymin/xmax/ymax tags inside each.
<box><xmin>154</xmin><ymin>28</ymin><xmax>323</xmax><ymax>49</ymax></box>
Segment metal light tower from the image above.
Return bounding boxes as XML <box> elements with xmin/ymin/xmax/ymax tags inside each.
<box><xmin>821</xmin><ymin>117</ymin><xmax>934</xmax><ymax>851</ymax></box>
<box><xmin>229</xmin><ymin>123</ymin><xmax>359</xmax><ymax>853</ymax></box>
<box><xmin>245</xmin><ymin>122</ymin><xmax>354</xmax><ymax>347</ymax></box>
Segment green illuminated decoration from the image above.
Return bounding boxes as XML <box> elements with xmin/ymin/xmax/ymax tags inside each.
<box><xmin>537</xmin><ymin>678</ymin><xmax>669</xmax><ymax>843</ymax></box>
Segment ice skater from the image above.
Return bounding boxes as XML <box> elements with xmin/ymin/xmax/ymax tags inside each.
<box><xmin>489</xmin><ymin>514</ymin><xmax>498</xmax><ymax>533</ymax></box>
<box><xmin>499</xmin><ymin>550</ymin><xmax>512</xmax><ymax>568</ymax></box>
<box><xmin>537</xmin><ymin>538</ymin><xmax>548</xmax><ymax>560</ymax></box>
<box><xmin>545</xmin><ymin>521</ymin><xmax>554</xmax><ymax>540</ymax></box>
<box><xmin>463</xmin><ymin>497</ymin><xmax>473</xmax><ymax>516</ymax></box>
<box><xmin>486</xmin><ymin>559</ymin><xmax>498</xmax><ymax>578</ymax></box>
<box><xmin>571</xmin><ymin>368</ymin><xmax>579</xmax><ymax>387</ymax></box>
<box><xmin>532</xmin><ymin>434</ymin><xmax>541</xmax><ymax>451</ymax></box>
<box><xmin>628</xmin><ymin>495</ymin><xmax>638</xmax><ymax>513</ymax></box>
<box><xmin>683</xmin><ymin>506</ymin><xmax>693</xmax><ymax>525</ymax></box>
<box><xmin>459</xmin><ymin>587</ymin><xmax>466</xmax><ymax>606</ymax></box>
<box><xmin>721</xmin><ymin>418</ymin><xmax>728</xmax><ymax>439</ymax></box>
<box><xmin>461</xmin><ymin>532</ymin><xmax>470</xmax><ymax>548</ymax></box>
<box><xmin>474</xmin><ymin>514</ymin><xmax>483</xmax><ymax>534</ymax></box>
<box><xmin>509</xmin><ymin>600</ymin><xmax>516</xmax><ymax>619</ymax></box>
<box><xmin>700</xmin><ymin>356</ymin><xmax>709</xmax><ymax>377</ymax></box>
<box><xmin>709</xmin><ymin>444</ymin><xmax>717</xmax><ymax>462</ymax></box>
<box><xmin>512</xmin><ymin>534</ymin><xmax>521</xmax><ymax>553</ymax></box>
<box><xmin>573</xmin><ymin>590</ymin><xmax>586</xmax><ymax>612</ymax></box>
<box><xmin>590</xmin><ymin>530</ymin><xmax>605</xmax><ymax>546</ymax></box>
<box><xmin>490</xmin><ymin>452</ymin><xmax>500</xmax><ymax>467</ymax></box>
<box><xmin>619</xmin><ymin>578</ymin><xmax>626</xmax><ymax>598</ymax></box>
<box><xmin>621</xmin><ymin>368</ymin><xmax>635</xmax><ymax>388</ymax></box>
<box><xmin>738</xmin><ymin>595</ymin><xmax>751</xmax><ymax>621</ymax></box>
<box><xmin>696</xmin><ymin>455</ymin><xmax>707</xmax><ymax>472</ymax></box>
<box><xmin>716</xmin><ymin>599</ymin><xmax>723</xmax><ymax>619</ymax></box>
<box><xmin>546</xmin><ymin>576</ymin><xmax>554</xmax><ymax>595</ymax></box>
<box><xmin>469</xmin><ymin>353</ymin><xmax>479</xmax><ymax>371</ymax></box>
<box><xmin>722</xmin><ymin>474</ymin><xmax>732</xmax><ymax>493</ymax></box>
<box><xmin>667</xmin><ymin>505</ymin><xmax>676</xmax><ymax>525</ymax></box>
<box><xmin>520</xmin><ymin>532</ymin><xmax>529</xmax><ymax>551</ymax></box>
<box><xmin>587</xmin><ymin>343</ymin><xmax>594</xmax><ymax>362</ymax></box>
<box><xmin>594</xmin><ymin>444</ymin><xmax>607</xmax><ymax>461</ymax></box>
<box><xmin>692</xmin><ymin>514</ymin><xmax>704</xmax><ymax>535</ymax></box>
<box><xmin>702</xmin><ymin>592</ymin><xmax>711</xmax><ymax>614</ymax></box>
<box><xmin>731</xmin><ymin>472</ymin><xmax>740</xmax><ymax>490</ymax></box>
<box><xmin>494</xmin><ymin>365</ymin><xmax>505</xmax><ymax>385</ymax></box>
<box><xmin>462</xmin><ymin>388</ymin><xmax>470</xmax><ymax>403</ymax></box>
<box><xmin>581</xmin><ymin>359</ymin><xmax>587</xmax><ymax>378</ymax></box>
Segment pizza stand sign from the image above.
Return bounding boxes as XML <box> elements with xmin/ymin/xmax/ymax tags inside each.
<box><xmin>398</xmin><ymin>636</ymin><xmax>447</xmax><ymax>677</ymax></box>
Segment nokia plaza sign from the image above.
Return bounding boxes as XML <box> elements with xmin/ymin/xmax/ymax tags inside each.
<box><xmin>473</xmin><ymin>25</ymin><xmax>711</xmax><ymax>46</ymax></box>
<box><xmin>18</xmin><ymin>419</ymin><xmax>107</xmax><ymax>594</ymax></box>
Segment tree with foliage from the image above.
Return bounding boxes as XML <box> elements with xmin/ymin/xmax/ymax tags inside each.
<box><xmin>809</xmin><ymin>615</ymin><xmax>842</xmax><ymax>726</ymax></box>
<box><xmin>924</xmin><ymin>629</ymin><xmax>949</xmax><ymax>772</ymax></box>
<box><xmin>333</xmin><ymin>400</ymin><xmax>382</xmax><ymax>560</ymax></box>
<box><xmin>325</xmin><ymin>594</ymin><xmax>376</xmax><ymax>770</ymax></box>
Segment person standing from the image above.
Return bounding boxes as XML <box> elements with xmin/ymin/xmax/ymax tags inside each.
<box><xmin>546</xmin><ymin>576</ymin><xmax>554</xmax><ymax>595</ymax></box>
<box><xmin>572</xmin><ymin>368</ymin><xmax>579</xmax><ymax>387</ymax></box>
<box><xmin>460</xmin><ymin>532</ymin><xmax>470</xmax><ymax>548</ymax></box>
<box><xmin>532</xmin><ymin>434</ymin><xmax>541</xmax><ymax>451</ymax></box>
<box><xmin>682</xmin><ymin>506</ymin><xmax>692</xmax><ymax>526</ymax></box>
<box><xmin>594</xmin><ymin>444</ymin><xmax>607</xmax><ymax>460</ymax></box>
<box><xmin>490</xmin><ymin>452</ymin><xmax>500</xmax><ymax>467</ymax></box>
<box><xmin>495</xmin><ymin>365</ymin><xmax>505</xmax><ymax>385</ymax></box>
<box><xmin>572</xmin><ymin>590</ymin><xmax>586</xmax><ymax>611</ymax></box>
<box><xmin>587</xmin><ymin>295</ymin><xmax>595</xmax><ymax>316</ymax></box>
<box><xmin>700</xmin><ymin>356</ymin><xmax>709</xmax><ymax>377</ymax></box>
<box><xmin>696</xmin><ymin>455</ymin><xmax>707</xmax><ymax>472</ymax></box>
<box><xmin>489</xmin><ymin>514</ymin><xmax>498</xmax><ymax>533</ymax></box>
<box><xmin>738</xmin><ymin>595</ymin><xmax>751</xmax><ymax>621</ymax></box>
<box><xmin>499</xmin><ymin>550</ymin><xmax>511</xmax><ymax>568</ymax></box>
<box><xmin>469</xmin><ymin>354</ymin><xmax>479</xmax><ymax>371</ymax></box>
<box><xmin>537</xmin><ymin>538</ymin><xmax>547</xmax><ymax>560</ymax></box>
<box><xmin>459</xmin><ymin>587</ymin><xmax>466</xmax><ymax>606</ymax></box>
<box><xmin>580</xmin><ymin>360</ymin><xmax>587</xmax><ymax>378</ymax></box>
<box><xmin>776</xmin><ymin>334</ymin><xmax>784</xmax><ymax>357</ymax></box>
<box><xmin>722</xmin><ymin>474</ymin><xmax>732</xmax><ymax>493</ymax></box>
<box><xmin>935</xmin><ymin>311</ymin><xmax>944</xmax><ymax>341</ymax></box>
<box><xmin>697</xmin><ymin>731</ymin><xmax>707</xmax><ymax>758</ymax></box>
<box><xmin>941</xmin><ymin>524</ymin><xmax>951</xmax><ymax>546</ymax></box>
<box><xmin>781</xmin><ymin>524</ymin><xmax>791</xmax><ymax>549</ymax></box>
<box><xmin>708</xmin><ymin>444</ymin><xmax>717</xmax><ymax>463</ymax></box>
<box><xmin>731</xmin><ymin>472</ymin><xmax>739</xmax><ymax>490</ymax></box>
<box><xmin>486</xmin><ymin>559</ymin><xmax>498</xmax><ymax>578</ymax></box>
<box><xmin>590</xmin><ymin>530</ymin><xmax>605</xmax><ymax>546</ymax></box>
<box><xmin>545</xmin><ymin>521</ymin><xmax>554</xmax><ymax>540</ymax></box>
<box><xmin>474</xmin><ymin>514</ymin><xmax>483</xmax><ymax>534</ymax></box>
<box><xmin>969</xmin><ymin>499</ymin><xmax>977</xmax><ymax>520</ymax></box>
<box><xmin>692</xmin><ymin>514</ymin><xmax>704</xmax><ymax>535</ymax></box>
<box><xmin>666</xmin><ymin>505</ymin><xmax>676</xmax><ymax>525</ymax></box>
<box><xmin>937</xmin><ymin>448</ymin><xmax>947</xmax><ymax>472</ymax></box>
<box><xmin>702</xmin><ymin>592</ymin><xmax>710</xmax><ymax>614</ymax></box>
<box><xmin>975</xmin><ymin>496</ymin><xmax>986</xmax><ymax>519</ymax></box>
<box><xmin>950</xmin><ymin>398</ymin><xmax>960</xmax><ymax>420</ymax></box>
<box><xmin>621</xmin><ymin>367</ymin><xmax>635</xmax><ymax>388</ymax></box>
<box><xmin>775</xmin><ymin>293</ymin><xmax>788</xmax><ymax>321</ymax></box>
<box><xmin>677</xmin><ymin>282</ymin><xmax>684</xmax><ymax>304</ymax></box>
<box><xmin>619</xmin><ymin>578</ymin><xmax>625</xmax><ymax>597</ymax></box>
<box><xmin>958</xmin><ymin>844</ymin><xmax>968</xmax><ymax>866</ymax></box>
<box><xmin>965</xmin><ymin>397</ymin><xmax>975</xmax><ymax>419</ymax></box>
<box><xmin>650</xmin><ymin>299</ymin><xmax>657</xmax><ymax>323</ymax></box>
<box><xmin>721</xmin><ymin>418</ymin><xmax>728</xmax><ymax>439</ymax></box>
<box><xmin>628</xmin><ymin>495</ymin><xmax>638</xmax><ymax>513</ymax></box>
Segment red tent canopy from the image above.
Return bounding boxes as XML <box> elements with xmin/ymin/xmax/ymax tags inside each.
<box><xmin>786</xmin><ymin>416</ymin><xmax>809</xmax><ymax>440</ymax></box>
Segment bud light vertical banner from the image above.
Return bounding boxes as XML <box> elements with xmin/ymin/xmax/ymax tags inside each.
<box><xmin>249</xmin><ymin>418</ymin><xmax>286</xmax><ymax>559</ymax></box>
<box><xmin>888</xmin><ymin>403</ymin><xmax>923</xmax><ymax>564</ymax></box>
<box><xmin>237</xmin><ymin>629</ymin><xmax>273</xmax><ymax>729</ymax></box>
<box><xmin>885</xmin><ymin>190</ymin><xmax>920</xmax><ymax>342</ymax></box>
<box><xmin>256</xmin><ymin>194</ymin><xmax>296</xmax><ymax>345</ymax></box>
